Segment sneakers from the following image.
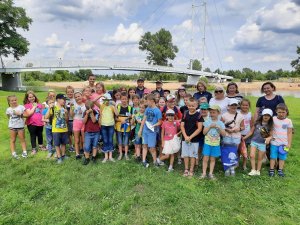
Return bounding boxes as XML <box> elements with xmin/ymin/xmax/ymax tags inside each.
<box><xmin>167</xmin><ymin>167</ymin><xmax>174</xmax><ymax>172</ymax></box>
<box><xmin>39</xmin><ymin>145</ymin><xmax>47</xmax><ymax>151</ymax></box>
<box><xmin>82</xmin><ymin>157</ymin><xmax>90</xmax><ymax>165</ymax></box>
<box><xmin>22</xmin><ymin>151</ymin><xmax>28</xmax><ymax>158</ymax></box>
<box><xmin>91</xmin><ymin>156</ymin><xmax>97</xmax><ymax>164</ymax></box>
<box><xmin>208</xmin><ymin>174</ymin><xmax>216</xmax><ymax>180</ymax></box>
<box><xmin>31</xmin><ymin>149</ymin><xmax>37</xmax><ymax>155</ymax></box>
<box><xmin>230</xmin><ymin>167</ymin><xmax>235</xmax><ymax>176</ymax></box>
<box><xmin>102</xmin><ymin>158</ymin><xmax>108</xmax><ymax>163</ymax></box>
<box><xmin>248</xmin><ymin>170</ymin><xmax>258</xmax><ymax>176</ymax></box>
<box><xmin>125</xmin><ymin>155</ymin><xmax>129</xmax><ymax>160</ymax></box>
<box><xmin>278</xmin><ymin>169</ymin><xmax>285</xmax><ymax>177</ymax></box>
<box><xmin>69</xmin><ymin>146</ymin><xmax>75</xmax><ymax>152</ymax></box>
<box><xmin>177</xmin><ymin>158</ymin><xmax>182</xmax><ymax>165</ymax></box>
<box><xmin>47</xmin><ymin>152</ymin><xmax>53</xmax><ymax>159</ymax></box>
<box><xmin>225</xmin><ymin>169</ymin><xmax>230</xmax><ymax>176</ymax></box>
<box><xmin>143</xmin><ymin>161</ymin><xmax>149</xmax><ymax>168</ymax></box>
<box><xmin>57</xmin><ymin>158</ymin><xmax>63</xmax><ymax>164</ymax></box>
<box><xmin>61</xmin><ymin>155</ymin><xmax>69</xmax><ymax>160</ymax></box>
<box><xmin>256</xmin><ymin>170</ymin><xmax>261</xmax><ymax>176</ymax></box>
<box><xmin>76</xmin><ymin>155</ymin><xmax>82</xmax><ymax>160</ymax></box>
<box><xmin>199</xmin><ymin>173</ymin><xmax>207</xmax><ymax>179</ymax></box>
<box><xmin>118</xmin><ymin>154</ymin><xmax>123</xmax><ymax>160</ymax></box>
<box><xmin>269</xmin><ymin>169</ymin><xmax>275</xmax><ymax>177</ymax></box>
<box><xmin>12</xmin><ymin>153</ymin><xmax>19</xmax><ymax>159</ymax></box>
<box><xmin>109</xmin><ymin>158</ymin><xmax>115</xmax><ymax>162</ymax></box>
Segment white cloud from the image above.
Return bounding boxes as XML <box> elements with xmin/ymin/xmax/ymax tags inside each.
<box><xmin>102</xmin><ymin>23</ymin><xmax>144</xmax><ymax>44</ymax></box>
<box><xmin>56</xmin><ymin>41</ymin><xmax>71</xmax><ymax>59</ymax></box>
<box><xmin>79</xmin><ymin>43</ymin><xmax>95</xmax><ymax>53</ymax></box>
<box><xmin>45</xmin><ymin>33</ymin><xmax>62</xmax><ymax>48</ymax></box>
<box><xmin>261</xmin><ymin>55</ymin><xmax>289</xmax><ymax>62</ymax></box>
<box><xmin>173</xmin><ymin>19</ymin><xmax>193</xmax><ymax>31</ymax></box>
<box><xmin>224</xmin><ymin>56</ymin><xmax>234</xmax><ymax>63</ymax></box>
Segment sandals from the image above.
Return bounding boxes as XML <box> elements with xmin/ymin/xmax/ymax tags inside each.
<box><xmin>183</xmin><ymin>169</ymin><xmax>189</xmax><ymax>177</ymax></box>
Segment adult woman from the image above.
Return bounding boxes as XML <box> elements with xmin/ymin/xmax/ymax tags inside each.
<box><xmin>193</xmin><ymin>81</ymin><xmax>212</xmax><ymax>103</ymax></box>
<box><xmin>226</xmin><ymin>82</ymin><xmax>243</xmax><ymax>104</ymax></box>
<box><xmin>209</xmin><ymin>86</ymin><xmax>230</xmax><ymax>115</ymax></box>
<box><xmin>255</xmin><ymin>82</ymin><xmax>284</xmax><ymax>119</ymax></box>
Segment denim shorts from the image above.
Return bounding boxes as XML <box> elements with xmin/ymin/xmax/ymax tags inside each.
<box><xmin>53</xmin><ymin>132</ymin><xmax>69</xmax><ymax>147</ymax></box>
<box><xmin>134</xmin><ymin>135</ymin><xmax>142</xmax><ymax>145</ymax></box>
<box><xmin>117</xmin><ymin>131</ymin><xmax>130</xmax><ymax>146</ymax></box>
<box><xmin>9</xmin><ymin>127</ymin><xmax>24</xmax><ymax>132</ymax></box>
<box><xmin>181</xmin><ymin>141</ymin><xmax>199</xmax><ymax>158</ymax></box>
<box><xmin>84</xmin><ymin>132</ymin><xmax>100</xmax><ymax>152</ymax></box>
<box><xmin>251</xmin><ymin>141</ymin><xmax>266</xmax><ymax>152</ymax></box>
<box><xmin>142</xmin><ymin>131</ymin><xmax>157</xmax><ymax>148</ymax></box>
<box><xmin>202</xmin><ymin>143</ymin><xmax>221</xmax><ymax>157</ymax></box>
<box><xmin>270</xmin><ymin>144</ymin><xmax>288</xmax><ymax>161</ymax></box>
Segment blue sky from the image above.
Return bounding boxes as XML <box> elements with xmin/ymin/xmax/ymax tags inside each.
<box><xmin>13</xmin><ymin>0</ymin><xmax>300</xmax><ymax>72</ymax></box>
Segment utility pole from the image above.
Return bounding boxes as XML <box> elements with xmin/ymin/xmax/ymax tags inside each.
<box><xmin>201</xmin><ymin>0</ymin><xmax>207</xmax><ymax>72</ymax></box>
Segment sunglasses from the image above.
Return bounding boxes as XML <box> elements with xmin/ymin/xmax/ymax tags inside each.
<box><xmin>215</xmin><ymin>90</ymin><xmax>223</xmax><ymax>93</ymax></box>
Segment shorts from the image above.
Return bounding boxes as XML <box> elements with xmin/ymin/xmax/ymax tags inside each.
<box><xmin>202</xmin><ymin>143</ymin><xmax>221</xmax><ymax>157</ymax></box>
<box><xmin>270</xmin><ymin>144</ymin><xmax>288</xmax><ymax>161</ymax></box>
<box><xmin>117</xmin><ymin>131</ymin><xmax>130</xmax><ymax>146</ymax></box>
<box><xmin>162</xmin><ymin>136</ymin><xmax>181</xmax><ymax>155</ymax></box>
<box><xmin>84</xmin><ymin>132</ymin><xmax>100</xmax><ymax>152</ymax></box>
<box><xmin>73</xmin><ymin>119</ymin><xmax>84</xmax><ymax>132</ymax></box>
<box><xmin>223</xmin><ymin>136</ymin><xmax>241</xmax><ymax>146</ymax></box>
<box><xmin>134</xmin><ymin>135</ymin><xmax>142</xmax><ymax>145</ymax></box>
<box><xmin>142</xmin><ymin>131</ymin><xmax>157</xmax><ymax>148</ymax></box>
<box><xmin>198</xmin><ymin>137</ymin><xmax>204</xmax><ymax>148</ymax></box>
<box><xmin>53</xmin><ymin>132</ymin><xmax>69</xmax><ymax>147</ymax></box>
<box><xmin>251</xmin><ymin>141</ymin><xmax>266</xmax><ymax>152</ymax></box>
<box><xmin>68</xmin><ymin>120</ymin><xmax>73</xmax><ymax>135</ymax></box>
<box><xmin>181</xmin><ymin>141</ymin><xmax>199</xmax><ymax>158</ymax></box>
<box><xmin>9</xmin><ymin>127</ymin><xmax>24</xmax><ymax>132</ymax></box>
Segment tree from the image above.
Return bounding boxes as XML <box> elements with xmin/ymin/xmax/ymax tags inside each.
<box><xmin>0</xmin><ymin>0</ymin><xmax>32</xmax><ymax>63</ymax></box>
<box><xmin>291</xmin><ymin>46</ymin><xmax>300</xmax><ymax>73</ymax></box>
<box><xmin>204</xmin><ymin>67</ymin><xmax>211</xmax><ymax>72</ymax></box>
<box><xmin>192</xmin><ymin>59</ymin><xmax>202</xmax><ymax>71</ymax></box>
<box><xmin>139</xmin><ymin>28</ymin><xmax>178</xmax><ymax>66</ymax></box>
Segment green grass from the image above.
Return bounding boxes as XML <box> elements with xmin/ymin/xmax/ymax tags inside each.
<box><xmin>0</xmin><ymin>91</ymin><xmax>299</xmax><ymax>224</ymax></box>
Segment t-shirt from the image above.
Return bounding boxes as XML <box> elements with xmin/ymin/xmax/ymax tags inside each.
<box><xmin>115</xmin><ymin>105</ymin><xmax>131</xmax><ymax>132</ymax></box>
<box><xmin>180</xmin><ymin>105</ymin><xmax>188</xmax><ymax>115</ymax></box>
<box><xmin>177</xmin><ymin>98</ymin><xmax>185</xmax><ymax>108</ymax></box>
<box><xmin>24</xmin><ymin>103</ymin><xmax>44</xmax><ymax>126</ymax></box>
<box><xmin>161</xmin><ymin>120</ymin><xmax>180</xmax><ymax>141</ymax></box>
<box><xmin>50</xmin><ymin>106</ymin><xmax>68</xmax><ymax>133</ymax></box>
<box><xmin>193</xmin><ymin>91</ymin><xmax>213</xmax><ymax>102</ymax></box>
<box><xmin>143</xmin><ymin>106</ymin><xmax>162</xmax><ymax>133</ymax></box>
<box><xmin>252</xmin><ymin>123</ymin><xmax>270</xmax><ymax>144</ymax></box>
<box><xmin>100</xmin><ymin>105</ymin><xmax>115</xmax><ymax>126</ymax></box>
<box><xmin>181</xmin><ymin>111</ymin><xmax>204</xmax><ymax>142</ymax></box>
<box><xmin>271</xmin><ymin>117</ymin><xmax>293</xmax><ymax>146</ymax></box>
<box><xmin>65</xmin><ymin>98</ymin><xmax>75</xmax><ymax>120</ymax></box>
<box><xmin>42</xmin><ymin>108</ymin><xmax>52</xmax><ymax>129</ymax></box>
<box><xmin>209</xmin><ymin>97</ymin><xmax>230</xmax><ymax>115</ymax></box>
<box><xmin>256</xmin><ymin>95</ymin><xmax>285</xmax><ymax>116</ymax></box>
<box><xmin>240</xmin><ymin>112</ymin><xmax>252</xmax><ymax>136</ymax></box>
<box><xmin>6</xmin><ymin>105</ymin><xmax>26</xmax><ymax>129</ymax></box>
<box><xmin>222</xmin><ymin>112</ymin><xmax>244</xmax><ymax>139</ymax></box>
<box><xmin>134</xmin><ymin>112</ymin><xmax>144</xmax><ymax>135</ymax></box>
<box><xmin>84</xmin><ymin>109</ymin><xmax>100</xmax><ymax>132</ymax></box>
<box><xmin>203</xmin><ymin>118</ymin><xmax>225</xmax><ymax>146</ymax></box>
<box><xmin>73</xmin><ymin>102</ymin><xmax>86</xmax><ymax>121</ymax></box>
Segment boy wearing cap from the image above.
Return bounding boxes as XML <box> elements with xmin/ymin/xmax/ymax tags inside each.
<box><xmin>181</xmin><ymin>97</ymin><xmax>204</xmax><ymax>177</ymax></box>
<box><xmin>155</xmin><ymin>80</ymin><xmax>164</xmax><ymax>97</ymax></box>
<box><xmin>138</xmin><ymin>94</ymin><xmax>162</xmax><ymax>167</ymax></box>
<box><xmin>201</xmin><ymin>105</ymin><xmax>226</xmax><ymax>179</ymax></box>
<box><xmin>45</xmin><ymin>94</ymin><xmax>69</xmax><ymax>164</ymax></box>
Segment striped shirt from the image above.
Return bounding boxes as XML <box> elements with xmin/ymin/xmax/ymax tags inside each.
<box><xmin>271</xmin><ymin>117</ymin><xmax>293</xmax><ymax>146</ymax></box>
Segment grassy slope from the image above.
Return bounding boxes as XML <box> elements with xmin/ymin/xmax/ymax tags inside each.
<box><xmin>0</xmin><ymin>91</ymin><xmax>299</xmax><ymax>225</ymax></box>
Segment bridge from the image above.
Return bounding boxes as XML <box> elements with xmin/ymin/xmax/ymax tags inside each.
<box><xmin>0</xmin><ymin>59</ymin><xmax>233</xmax><ymax>91</ymax></box>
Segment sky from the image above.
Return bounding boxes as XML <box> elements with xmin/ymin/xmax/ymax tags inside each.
<box><xmin>12</xmin><ymin>0</ymin><xmax>300</xmax><ymax>73</ymax></box>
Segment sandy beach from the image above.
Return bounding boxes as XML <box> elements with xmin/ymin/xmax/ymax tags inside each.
<box><xmin>45</xmin><ymin>80</ymin><xmax>300</xmax><ymax>91</ymax></box>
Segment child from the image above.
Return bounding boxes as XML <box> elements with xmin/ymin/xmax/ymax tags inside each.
<box><xmin>181</xmin><ymin>97</ymin><xmax>204</xmax><ymax>177</ymax></box>
<box><xmin>42</xmin><ymin>91</ymin><xmax>56</xmax><ymax>108</ymax></box>
<box><xmin>138</xmin><ymin>94</ymin><xmax>162</xmax><ymax>167</ymax></box>
<box><xmin>159</xmin><ymin>109</ymin><xmax>181</xmax><ymax>172</ymax></box>
<box><xmin>132</xmin><ymin>101</ymin><xmax>146</xmax><ymax>161</ymax></box>
<box><xmin>161</xmin><ymin>94</ymin><xmax>182</xmax><ymax>121</ymax></box>
<box><xmin>201</xmin><ymin>105</ymin><xmax>226</xmax><ymax>179</ymax></box>
<box><xmin>176</xmin><ymin>86</ymin><xmax>186</xmax><ymax>107</ymax></box>
<box><xmin>45</xmin><ymin>94</ymin><xmax>69</xmax><ymax>164</ymax></box>
<box><xmin>239</xmin><ymin>99</ymin><xmax>254</xmax><ymax>170</ymax></box>
<box><xmin>114</xmin><ymin>92</ymin><xmax>131</xmax><ymax>160</ymax></box>
<box><xmin>269</xmin><ymin>103</ymin><xmax>293</xmax><ymax>177</ymax></box>
<box><xmin>70</xmin><ymin>91</ymin><xmax>86</xmax><ymax>159</ymax></box>
<box><xmin>158</xmin><ymin>97</ymin><xmax>166</xmax><ymax>108</ymax></box>
<box><xmin>244</xmin><ymin>108</ymin><xmax>273</xmax><ymax>176</ymax></box>
<box><xmin>65</xmin><ymin>86</ymin><xmax>75</xmax><ymax>152</ymax></box>
<box><xmin>112</xmin><ymin>90</ymin><xmax>121</xmax><ymax>106</ymax></box>
<box><xmin>180</xmin><ymin>93</ymin><xmax>192</xmax><ymax>114</ymax></box>
<box><xmin>42</xmin><ymin>98</ymin><xmax>55</xmax><ymax>158</ymax></box>
<box><xmin>6</xmin><ymin>95</ymin><xmax>27</xmax><ymax>159</ymax></box>
<box><xmin>82</xmin><ymin>86</ymin><xmax>92</xmax><ymax>103</ymax></box>
<box><xmin>100</xmin><ymin>93</ymin><xmax>116</xmax><ymax>163</ymax></box>
<box><xmin>82</xmin><ymin>101</ymin><xmax>101</xmax><ymax>165</ymax></box>
<box><xmin>23</xmin><ymin>90</ymin><xmax>45</xmax><ymax>154</ymax></box>
<box><xmin>221</xmin><ymin>98</ymin><xmax>244</xmax><ymax>176</ymax></box>
<box><xmin>128</xmin><ymin>87</ymin><xmax>136</xmax><ymax>106</ymax></box>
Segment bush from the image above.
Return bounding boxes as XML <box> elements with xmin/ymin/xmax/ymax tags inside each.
<box><xmin>23</xmin><ymin>80</ymin><xmax>45</xmax><ymax>86</ymax></box>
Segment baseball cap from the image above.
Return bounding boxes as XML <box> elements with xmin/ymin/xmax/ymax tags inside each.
<box><xmin>178</xmin><ymin>86</ymin><xmax>186</xmax><ymax>91</ymax></box>
<box><xmin>200</xmin><ymin>102</ymin><xmax>210</xmax><ymax>110</ymax></box>
<box><xmin>103</xmin><ymin>93</ymin><xmax>112</xmax><ymax>101</ymax></box>
<box><xmin>56</xmin><ymin>93</ymin><xmax>66</xmax><ymax>100</ymax></box>
<box><xmin>209</xmin><ymin>105</ymin><xmax>221</xmax><ymax>112</ymax></box>
<box><xmin>262</xmin><ymin>108</ymin><xmax>273</xmax><ymax>117</ymax></box>
<box><xmin>228</xmin><ymin>98</ymin><xmax>239</xmax><ymax>106</ymax></box>
<box><xmin>155</xmin><ymin>80</ymin><xmax>162</xmax><ymax>84</ymax></box>
<box><xmin>166</xmin><ymin>109</ymin><xmax>175</xmax><ymax>115</ymax></box>
<box><xmin>166</xmin><ymin>94</ymin><xmax>176</xmax><ymax>101</ymax></box>
<box><xmin>164</xmin><ymin>89</ymin><xmax>171</xmax><ymax>93</ymax></box>
<box><xmin>137</xmin><ymin>78</ymin><xmax>144</xmax><ymax>82</ymax></box>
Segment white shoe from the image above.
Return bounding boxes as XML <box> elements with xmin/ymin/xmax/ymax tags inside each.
<box><xmin>109</xmin><ymin>158</ymin><xmax>115</xmax><ymax>162</ymax></box>
<box><xmin>167</xmin><ymin>167</ymin><xmax>174</xmax><ymax>172</ymax></box>
<box><xmin>102</xmin><ymin>158</ymin><xmax>107</xmax><ymax>163</ymax></box>
<box><xmin>248</xmin><ymin>170</ymin><xmax>257</xmax><ymax>176</ymax></box>
<box><xmin>256</xmin><ymin>170</ymin><xmax>260</xmax><ymax>176</ymax></box>
<box><xmin>22</xmin><ymin>151</ymin><xmax>28</xmax><ymax>158</ymax></box>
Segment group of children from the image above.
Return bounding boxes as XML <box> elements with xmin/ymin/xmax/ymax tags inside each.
<box><xmin>6</xmin><ymin>82</ymin><xmax>293</xmax><ymax>179</ymax></box>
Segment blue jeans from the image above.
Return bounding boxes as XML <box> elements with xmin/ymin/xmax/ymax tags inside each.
<box><xmin>84</xmin><ymin>132</ymin><xmax>100</xmax><ymax>153</ymax></box>
<box><xmin>117</xmin><ymin>131</ymin><xmax>130</xmax><ymax>146</ymax></box>
<box><xmin>45</xmin><ymin>128</ymin><xmax>53</xmax><ymax>153</ymax></box>
<box><xmin>101</xmin><ymin>126</ymin><xmax>114</xmax><ymax>152</ymax></box>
